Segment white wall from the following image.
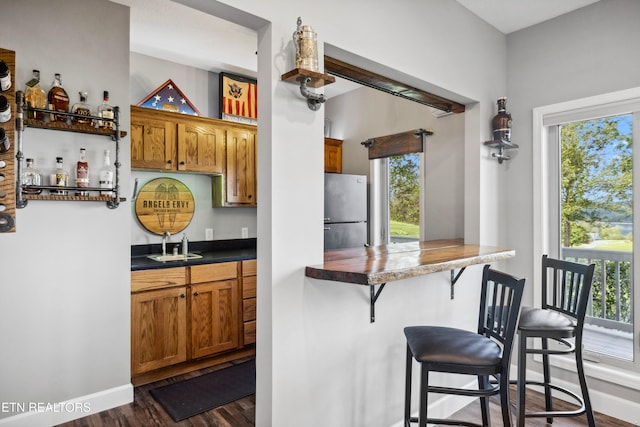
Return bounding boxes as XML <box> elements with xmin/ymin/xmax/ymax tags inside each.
<box><xmin>129</xmin><ymin>52</ymin><xmax>257</xmax><ymax>244</ymax></box>
<box><xmin>505</xmin><ymin>0</ymin><xmax>640</xmax><ymax>417</ymax></box>
<box><xmin>0</xmin><ymin>1</ymin><xmax>132</xmax><ymax>425</ymax></box>
<box><xmin>176</xmin><ymin>1</ymin><xmax>508</xmax><ymax>426</ymax></box>
<box><xmin>325</xmin><ymin>86</ymin><xmax>465</xmax><ymax>241</ymax></box>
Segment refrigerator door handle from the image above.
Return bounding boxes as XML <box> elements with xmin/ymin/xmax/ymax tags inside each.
<box><xmin>324</xmin><ymin>217</ymin><xmax>331</xmax><ymax>222</ymax></box>
<box><xmin>324</xmin><ymin>226</ymin><xmax>331</xmax><ymax>231</ymax></box>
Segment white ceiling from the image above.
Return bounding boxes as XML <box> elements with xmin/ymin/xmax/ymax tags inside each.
<box><xmin>112</xmin><ymin>0</ymin><xmax>600</xmax><ymax>98</ymax></box>
<box><xmin>455</xmin><ymin>0</ymin><xmax>600</xmax><ymax>34</ymax></box>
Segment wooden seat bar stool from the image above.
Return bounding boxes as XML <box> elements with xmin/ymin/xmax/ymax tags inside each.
<box><xmin>516</xmin><ymin>255</ymin><xmax>596</xmax><ymax>427</ymax></box>
<box><xmin>404</xmin><ymin>265</ymin><xmax>525</xmax><ymax>427</ymax></box>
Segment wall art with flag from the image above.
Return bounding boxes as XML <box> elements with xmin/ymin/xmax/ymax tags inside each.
<box><xmin>137</xmin><ymin>79</ymin><xmax>201</xmax><ymax>116</ymax></box>
<box><xmin>220</xmin><ymin>72</ymin><xmax>257</xmax><ymax>125</ymax></box>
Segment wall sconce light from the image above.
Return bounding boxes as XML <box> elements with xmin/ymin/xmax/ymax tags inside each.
<box><xmin>281</xmin><ymin>17</ymin><xmax>335</xmax><ymax>111</ymax></box>
<box><xmin>484</xmin><ymin>97</ymin><xmax>517</xmax><ymax>163</ymax></box>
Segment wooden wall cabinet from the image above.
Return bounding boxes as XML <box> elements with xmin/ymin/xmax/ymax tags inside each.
<box><xmin>131</xmin><ymin>261</ymin><xmax>253</xmax><ymax>381</ymax></box>
<box><xmin>224</xmin><ymin>128</ymin><xmax>257</xmax><ymax>206</ymax></box>
<box><xmin>130</xmin><ymin>105</ymin><xmax>225</xmax><ymax>174</ymax></box>
<box><xmin>324</xmin><ymin>137</ymin><xmax>343</xmax><ymax>173</ymax></box>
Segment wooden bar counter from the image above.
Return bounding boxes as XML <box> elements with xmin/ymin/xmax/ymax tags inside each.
<box><xmin>305</xmin><ymin>239</ymin><xmax>515</xmax><ymax>321</ymax></box>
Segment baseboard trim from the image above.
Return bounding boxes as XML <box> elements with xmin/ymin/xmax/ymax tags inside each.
<box><xmin>0</xmin><ymin>383</ymin><xmax>133</xmax><ymax>427</ymax></box>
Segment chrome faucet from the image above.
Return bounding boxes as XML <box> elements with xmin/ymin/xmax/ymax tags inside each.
<box><xmin>161</xmin><ymin>231</ymin><xmax>171</xmax><ymax>256</ymax></box>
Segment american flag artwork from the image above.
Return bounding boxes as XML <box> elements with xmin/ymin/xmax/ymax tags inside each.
<box><xmin>137</xmin><ymin>79</ymin><xmax>201</xmax><ymax>116</ymax></box>
<box><xmin>220</xmin><ymin>73</ymin><xmax>257</xmax><ymax>124</ymax></box>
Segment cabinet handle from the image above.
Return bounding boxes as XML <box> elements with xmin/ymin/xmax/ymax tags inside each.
<box><xmin>248</xmin><ymin>194</ymin><xmax>252</xmax><ymax>199</ymax></box>
<box><xmin>180</xmin><ymin>293</ymin><xmax>185</xmax><ymax>299</ymax></box>
<box><xmin>179</xmin><ymin>161</ymin><xmax>185</xmax><ymax>165</ymax></box>
<box><xmin>167</xmin><ymin>160</ymin><xmax>172</xmax><ymax>165</ymax></box>
<box><xmin>193</xmin><ymin>291</ymin><xmax>199</xmax><ymax>297</ymax></box>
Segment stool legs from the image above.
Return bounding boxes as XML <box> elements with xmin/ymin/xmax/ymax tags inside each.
<box><xmin>517</xmin><ymin>334</ymin><xmax>527</xmax><ymax>427</ymax></box>
<box><xmin>576</xmin><ymin>343</ymin><xmax>596</xmax><ymax>427</ymax></box>
<box><xmin>404</xmin><ymin>346</ymin><xmax>412</xmax><ymax>427</ymax></box>
<box><xmin>516</xmin><ymin>333</ymin><xmax>596</xmax><ymax>427</ymax></box>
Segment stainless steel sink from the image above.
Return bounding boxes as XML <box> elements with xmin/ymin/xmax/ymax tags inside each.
<box><xmin>147</xmin><ymin>253</ymin><xmax>203</xmax><ymax>262</ymax></box>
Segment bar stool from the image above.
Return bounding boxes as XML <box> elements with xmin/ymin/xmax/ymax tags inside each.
<box><xmin>516</xmin><ymin>255</ymin><xmax>596</xmax><ymax>427</ymax></box>
<box><xmin>404</xmin><ymin>265</ymin><xmax>525</xmax><ymax>427</ymax></box>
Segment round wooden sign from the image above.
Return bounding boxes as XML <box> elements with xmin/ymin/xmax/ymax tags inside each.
<box><xmin>135</xmin><ymin>177</ymin><xmax>195</xmax><ymax>235</ymax></box>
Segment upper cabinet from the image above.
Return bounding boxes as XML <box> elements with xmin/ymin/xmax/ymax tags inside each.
<box><xmin>324</xmin><ymin>137</ymin><xmax>343</xmax><ymax>173</ymax></box>
<box><xmin>225</xmin><ymin>127</ymin><xmax>256</xmax><ymax>206</ymax></box>
<box><xmin>131</xmin><ymin>106</ymin><xmax>258</xmax><ymax>207</ymax></box>
<box><xmin>130</xmin><ymin>106</ymin><xmax>225</xmax><ymax>174</ymax></box>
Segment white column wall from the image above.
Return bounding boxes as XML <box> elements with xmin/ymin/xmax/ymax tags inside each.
<box><xmin>177</xmin><ymin>1</ymin><xmax>508</xmax><ymax>426</ymax></box>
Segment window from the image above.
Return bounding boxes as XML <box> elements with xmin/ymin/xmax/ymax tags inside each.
<box><xmin>534</xmin><ymin>89</ymin><xmax>640</xmax><ymax>382</ymax></box>
<box><xmin>389</xmin><ymin>153</ymin><xmax>421</xmax><ymax>243</ymax></box>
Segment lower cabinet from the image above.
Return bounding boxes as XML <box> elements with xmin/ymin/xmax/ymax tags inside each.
<box><xmin>131</xmin><ymin>260</ymin><xmax>252</xmax><ymax>382</ymax></box>
<box><xmin>131</xmin><ymin>286</ymin><xmax>188</xmax><ymax>376</ymax></box>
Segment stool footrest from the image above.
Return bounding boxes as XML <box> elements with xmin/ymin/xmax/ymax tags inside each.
<box><xmin>520</xmin><ymin>379</ymin><xmax>586</xmax><ymax>418</ymax></box>
<box><xmin>407</xmin><ymin>416</ymin><xmax>485</xmax><ymax>427</ymax></box>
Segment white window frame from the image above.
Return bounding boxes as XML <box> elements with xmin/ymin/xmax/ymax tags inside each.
<box><xmin>533</xmin><ymin>87</ymin><xmax>640</xmax><ymax>391</ymax></box>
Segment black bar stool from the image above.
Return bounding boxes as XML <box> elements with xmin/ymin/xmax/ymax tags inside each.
<box><xmin>516</xmin><ymin>255</ymin><xmax>596</xmax><ymax>427</ymax></box>
<box><xmin>404</xmin><ymin>265</ymin><xmax>525</xmax><ymax>427</ymax></box>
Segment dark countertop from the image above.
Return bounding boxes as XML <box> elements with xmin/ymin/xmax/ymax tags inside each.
<box><xmin>131</xmin><ymin>238</ymin><xmax>256</xmax><ymax>271</ymax></box>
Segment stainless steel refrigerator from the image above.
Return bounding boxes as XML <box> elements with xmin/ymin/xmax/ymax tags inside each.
<box><xmin>324</xmin><ymin>173</ymin><xmax>368</xmax><ymax>250</ymax></box>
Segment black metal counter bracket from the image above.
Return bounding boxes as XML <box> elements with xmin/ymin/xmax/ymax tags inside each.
<box><xmin>450</xmin><ymin>267</ymin><xmax>466</xmax><ymax>299</ymax></box>
<box><xmin>370</xmin><ymin>283</ymin><xmax>386</xmax><ymax>323</ymax></box>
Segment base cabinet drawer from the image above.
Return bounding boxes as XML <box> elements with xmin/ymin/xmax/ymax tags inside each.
<box><xmin>243</xmin><ymin>320</ymin><xmax>256</xmax><ymax>345</ymax></box>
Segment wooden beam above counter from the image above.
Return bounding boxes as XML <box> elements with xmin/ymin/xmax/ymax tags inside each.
<box><xmin>305</xmin><ymin>239</ymin><xmax>515</xmax><ymax>322</ymax></box>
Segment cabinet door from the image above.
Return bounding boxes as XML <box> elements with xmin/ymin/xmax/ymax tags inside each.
<box><xmin>131</xmin><ymin>287</ymin><xmax>187</xmax><ymax>375</ymax></box>
<box><xmin>177</xmin><ymin>122</ymin><xmax>225</xmax><ymax>174</ymax></box>
<box><xmin>324</xmin><ymin>138</ymin><xmax>343</xmax><ymax>173</ymax></box>
<box><xmin>191</xmin><ymin>280</ymin><xmax>239</xmax><ymax>359</ymax></box>
<box><xmin>130</xmin><ymin>110</ymin><xmax>176</xmax><ymax>170</ymax></box>
<box><xmin>225</xmin><ymin>128</ymin><xmax>256</xmax><ymax>206</ymax></box>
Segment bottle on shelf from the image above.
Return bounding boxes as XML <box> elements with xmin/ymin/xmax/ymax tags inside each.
<box><xmin>491</xmin><ymin>97</ymin><xmax>512</xmax><ymax>144</ymax></box>
<box><xmin>0</xmin><ymin>60</ymin><xmax>12</xmax><ymax>92</ymax></box>
<box><xmin>96</xmin><ymin>91</ymin><xmax>114</xmax><ymax>131</ymax></box>
<box><xmin>99</xmin><ymin>149</ymin><xmax>114</xmax><ymax>196</ymax></box>
<box><xmin>22</xmin><ymin>158</ymin><xmax>42</xmax><ymax>194</ymax></box>
<box><xmin>24</xmin><ymin>69</ymin><xmax>47</xmax><ymax>121</ymax></box>
<box><xmin>47</xmin><ymin>73</ymin><xmax>70</xmax><ymax>123</ymax></box>
<box><xmin>76</xmin><ymin>148</ymin><xmax>89</xmax><ymax>196</ymax></box>
<box><xmin>50</xmin><ymin>156</ymin><xmax>69</xmax><ymax>195</ymax></box>
<box><xmin>71</xmin><ymin>92</ymin><xmax>93</xmax><ymax>126</ymax></box>
<box><xmin>0</xmin><ymin>127</ymin><xmax>9</xmax><ymax>153</ymax></box>
<box><xmin>0</xmin><ymin>94</ymin><xmax>11</xmax><ymax>123</ymax></box>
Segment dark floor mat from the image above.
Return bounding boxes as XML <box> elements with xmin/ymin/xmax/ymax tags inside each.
<box><xmin>150</xmin><ymin>360</ymin><xmax>256</xmax><ymax>422</ymax></box>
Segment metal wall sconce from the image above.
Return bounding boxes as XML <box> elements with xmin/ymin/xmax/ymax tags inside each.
<box><xmin>484</xmin><ymin>97</ymin><xmax>517</xmax><ymax>163</ymax></box>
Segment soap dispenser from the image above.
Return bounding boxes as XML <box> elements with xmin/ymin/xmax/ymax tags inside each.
<box><xmin>182</xmin><ymin>233</ymin><xmax>189</xmax><ymax>256</ymax></box>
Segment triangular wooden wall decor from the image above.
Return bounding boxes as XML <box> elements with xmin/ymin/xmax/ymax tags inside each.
<box><xmin>137</xmin><ymin>79</ymin><xmax>201</xmax><ymax>116</ymax></box>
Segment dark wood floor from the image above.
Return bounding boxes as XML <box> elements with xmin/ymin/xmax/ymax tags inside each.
<box><xmin>58</xmin><ymin>362</ymin><xmax>633</xmax><ymax>427</ymax></box>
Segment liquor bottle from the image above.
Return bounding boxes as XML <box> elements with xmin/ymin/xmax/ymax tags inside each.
<box><xmin>24</xmin><ymin>70</ymin><xmax>47</xmax><ymax>121</ymax></box>
<box><xmin>96</xmin><ymin>91</ymin><xmax>114</xmax><ymax>131</ymax></box>
<box><xmin>22</xmin><ymin>158</ymin><xmax>42</xmax><ymax>194</ymax></box>
<box><xmin>99</xmin><ymin>149</ymin><xmax>114</xmax><ymax>196</ymax></box>
<box><xmin>47</xmin><ymin>73</ymin><xmax>70</xmax><ymax>123</ymax></box>
<box><xmin>0</xmin><ymin>127</ymin><xmax>9</xmax><ymax>153</ymax></box>
<box><xmin>71</xmin><ymin>92</ymin><xmax>93</xmax><ymax>126</ymax></box>
<box><xmin>0</xmin><ymin>94</ymin><xmax>10</xmax><ymax>123</ymax></box>
<box><xmin>50</xmin><ymin>157</ymin><xmax>69</xmax><ymax>195</ymax></box>
<box><xmin>75</xmin><ymin>148</ymin><xmax>89</xmax><ymax>196</ymax></box>
<box><xmin>0</xmin><ymin>60</ymin><xmax>11</xmax><ymax>91</ymax></box>
<box><xmin>491</xmin><ymin>97</ymin><xmax>512</xmax><ymax>143</ymax></box>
